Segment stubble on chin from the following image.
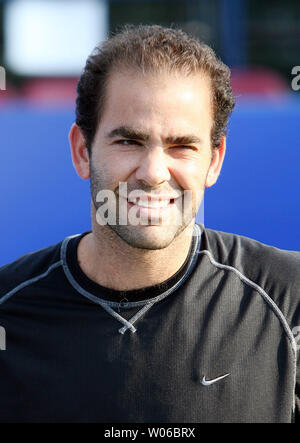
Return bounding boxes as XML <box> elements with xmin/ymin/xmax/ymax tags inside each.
<box><xmin>89</xmin><ymin>159</ymin><xmax>202</xmax><ymax>250</ymax></box>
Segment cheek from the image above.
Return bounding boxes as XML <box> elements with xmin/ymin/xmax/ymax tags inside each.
<box><xmin>170</xmin><ymin>161</ymin><xmax>208</xmax><ymax>213</ymax></box>
<box><xmin>171</xmin><ymin>159</ymin><xmax>209</xmax><ymax>190</ymax></box>
<box><xmin>95</xmin><ymin>152</ymin><xmax>140</xmax><ymax>186</ymax></box>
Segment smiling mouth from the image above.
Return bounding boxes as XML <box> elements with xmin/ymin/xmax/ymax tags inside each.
<box><xmin>126</xmin><ymin>197</ymin><xmax>175</xmax><ymax>208</ymax></box>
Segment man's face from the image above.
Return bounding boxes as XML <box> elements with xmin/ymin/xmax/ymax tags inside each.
<box><xmin>89</xmin><ymin>69</ymin><xmax>216</xmax><ymax>250</ymax></box>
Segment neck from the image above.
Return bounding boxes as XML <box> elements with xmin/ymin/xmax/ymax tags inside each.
<box><xmin>77</xmin><ymin>210</ymin><xmax>196</xmax><ymax>292</ymax></box>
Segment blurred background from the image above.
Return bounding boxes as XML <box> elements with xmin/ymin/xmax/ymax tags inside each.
<box><xmin>0</xmin><ymin>0</ymin><xmax>299</xmax><ymax>265</ymax></box>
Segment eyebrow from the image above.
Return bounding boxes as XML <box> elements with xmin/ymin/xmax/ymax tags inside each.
<box><xmin>106</xmin><ymin>126</ymin><xmax>150</xmax><ymax>142</ymax></box>
<box><xmin>105</xmin><ymin>126</ymin><xmax>202</xmax><ymax>145</ymax></box>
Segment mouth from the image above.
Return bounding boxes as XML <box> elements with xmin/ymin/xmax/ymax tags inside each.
<box><xmin>124</xmin><ymin>196</ymin><xmax>177</xmax><ymax>223</ymax></box>
<box><xmin>126</xmin><ymin>197</ymin><xmax>175</xmax><ymax>208</ymax></box>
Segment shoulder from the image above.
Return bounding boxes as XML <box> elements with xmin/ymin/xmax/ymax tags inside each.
<box><xmin>201</xmin><ymin>226</ymin><xmax>300</xmax><ymax>276</ymax></box>
<box><xmin>199</xmin><ymin>225</ymin><xmax>300</xmax><ymax>322</ymax></box>
<box><xmin>201</xmin><ymin>226</ymin><xmax>300</xmax><ymax>271</ymax></box>
<box><xmin>0</xmin><ymin>240</ymin><xmax>64</xmax><ymax>302</ymax></box>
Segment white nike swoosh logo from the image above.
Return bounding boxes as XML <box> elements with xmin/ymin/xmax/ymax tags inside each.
<box><xmin>201</xmin><ymin>373</ymin><xmax>230</xmax><ymax>386</ymax></box>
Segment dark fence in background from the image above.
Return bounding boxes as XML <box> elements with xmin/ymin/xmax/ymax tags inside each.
<box><xmin>1</xmin><ymin>1</ymin><xmax>300</xmax><ymax>84</ymax></box>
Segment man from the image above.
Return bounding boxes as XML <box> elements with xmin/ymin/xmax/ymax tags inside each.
<box><xmin>0</xmin><ymin>25</ymin><xmax>299</xmax><ymax>423</ymax></box>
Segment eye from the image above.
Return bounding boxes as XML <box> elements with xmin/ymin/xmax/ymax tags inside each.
<box><xmin>116</xmin><ymin>139</ymin><xmax>141</xmax><ymax>146</ymax></box>
<box><xmin>172</xmin><ymin>145</ymin><xmax>197</xmax><ymax>151</ymax></box>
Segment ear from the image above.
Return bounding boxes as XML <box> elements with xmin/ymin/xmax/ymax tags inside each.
<box><xmin>205</xmin><ymin>137</ymin><xmax>226</xmax><ymax>188</ymax></box>
<box><xmin>69</xmin><ymin>123</ymin><xmax>90</xmax><ymax>180</ymax></box>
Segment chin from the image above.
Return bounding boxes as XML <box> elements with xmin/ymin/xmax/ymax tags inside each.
<box><xmin>109</xmin><ymin>223</ymin><xmax>185</xmax><ymax>250</ymax></box>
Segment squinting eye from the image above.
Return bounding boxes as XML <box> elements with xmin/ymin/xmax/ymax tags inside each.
<box><xmin>117</xmin><ymin>139</ymin><xmax>140</xmax><ymax>146</ymax></box>
<box><xmin>172</xmin><ymin>145</ymin><xmax>196</xmax><ymax>151</ymax></box>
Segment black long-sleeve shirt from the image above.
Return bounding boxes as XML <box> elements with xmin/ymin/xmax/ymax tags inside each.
<box><xmin>0</xmin><ymin>224</ymin><xmax>299</xmax><ymax>422</ymax></box>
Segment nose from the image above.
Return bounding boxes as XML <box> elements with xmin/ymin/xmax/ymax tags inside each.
<box><xmin>135</xmin><ymin>146</ymin><xmax>171</xmax><ymax>186</ymax></box>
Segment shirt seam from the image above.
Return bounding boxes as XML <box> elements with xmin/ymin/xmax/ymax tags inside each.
<box><xmin>199</xmin><ymin>248</ymin><xmax>297</xmax><ymax>416</ymax></box>
<box><xmin>60</xmin><ymin>224</ymin><xmax>201</xmax><ymax>309</ymax></box>
<box><xmin>60</xmin><ymin>225</ymin><xmax>201</xmax><ymax>333</ymax></box>
<box><xmin>0</xmin><ymin>260</ymin><xmax>63</xmax><ymax>306</ymax></box>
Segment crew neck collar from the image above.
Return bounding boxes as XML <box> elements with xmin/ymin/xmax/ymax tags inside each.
<box><xmin>61</xmin><ymin>224</ymin><xmax>202</xmax><ymax>308</ymax></box>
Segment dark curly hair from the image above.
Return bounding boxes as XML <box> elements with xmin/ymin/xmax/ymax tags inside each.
<box><xmin>76</xmin><ymin>24</ymin><xmax>235</xmax><ymax>155</ymax></box>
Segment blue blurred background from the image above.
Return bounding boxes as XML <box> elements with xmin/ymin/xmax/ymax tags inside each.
<box><xmin>0</xmin><ymin>0</ymin><xmax>299</xmax><ymax>266</ymax></box>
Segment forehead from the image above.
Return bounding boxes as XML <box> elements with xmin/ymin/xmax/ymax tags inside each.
<box><xmin>99</xmin><ymin>69</ymin><xmax>213</xmax><ymax>135</ymax></box>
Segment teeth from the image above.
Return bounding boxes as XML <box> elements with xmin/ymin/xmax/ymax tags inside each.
<box><xmin>128</xmin><ymin>198</ymin><xmax>170</xmax><ymax>208</ymax></box>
